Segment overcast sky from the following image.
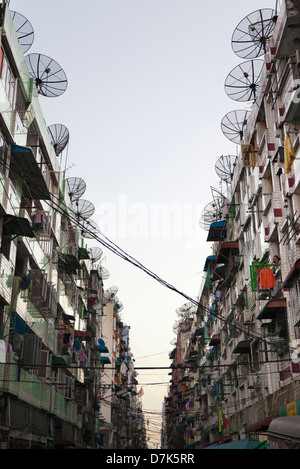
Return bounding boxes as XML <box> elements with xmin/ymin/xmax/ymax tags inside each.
<box><xmin>11</xmin><ymin>0</ymin><xmax>279</xmax><ymax>447</ymax></box>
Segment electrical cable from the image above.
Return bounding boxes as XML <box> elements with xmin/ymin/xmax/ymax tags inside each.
<box><xmin>1</xmin><ymin>155</ymin><xmax>291</xmax><ymax>352</ymax></box>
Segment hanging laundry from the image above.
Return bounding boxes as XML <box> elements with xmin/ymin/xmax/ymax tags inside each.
<box><xmin>284</xmin><ymin>134</ymin><xmax>296</xmax><ymax>174</ymax></box>
<box><xmin>276</xmin><ymin>146</ymin><xmax>285</xmax><ymax>170</ymax></box>
<box><xmin>20</xmin><ymin>274</ymin><xmax>31</xmax><ymax>291</ymax></box>
<box><xmin>32</xmin><ymin>212</ymin><xmax>45</xmax><ymax>231</ymax></box>
<box><xmin>63</xmin><ymin>332</ymin><xmax>71</xmax><ymax>344</ymax></box>
<box><xmin>260</xmin><ymin>267</ymin><xmax>276</xmax><ymax>289</ymax></box>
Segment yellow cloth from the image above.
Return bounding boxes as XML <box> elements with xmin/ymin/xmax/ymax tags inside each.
<box><xmin>284</xmin><ymin>134</ymin><xmax>296</xmax><ymax>174</ymax></box>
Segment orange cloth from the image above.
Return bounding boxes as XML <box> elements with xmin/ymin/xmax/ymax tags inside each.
<box><xmin>260</xmin><ymin>267</ymin><xmax>276</xmax><ymax>289</ymax></box>
<box><xmin>284</xmin><ymin>134</ymin><xmax>296</xmax><ymax>174</ymax></box>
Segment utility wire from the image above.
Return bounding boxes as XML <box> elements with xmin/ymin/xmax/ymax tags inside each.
<box><xmin>2</xmin><ymin>155</ymin><xmax>289</xmax><ymax>350</ymax></box>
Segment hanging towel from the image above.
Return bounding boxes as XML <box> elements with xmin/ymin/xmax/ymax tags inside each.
<box><xmin>260</xmin><ymin>267</ymin><xmax>276</xmax><ymax>289</ymax></box>
<box><xmin>284</xmin><ymin>134</ymin><xmax>296</xmax><ymax>174</ymax></box>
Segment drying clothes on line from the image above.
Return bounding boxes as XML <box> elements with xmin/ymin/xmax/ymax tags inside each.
<box><xmin>32</xmin><ymin>213</ymin><xmax>46</xmax><ymax>232</ymax></box>
<box><xmin>284</xmin><ymin>134</ymin><xmax>296</xmax><ymax>174</ymax></box>
<box><xmin>260</xmin><ymin>267</ymin><xmax>276</xmax><ymax>289</ymax></box>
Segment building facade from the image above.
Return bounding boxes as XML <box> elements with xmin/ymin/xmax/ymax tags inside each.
<box><xmin>0</xmin><ymin>2</ymin><xmax>146</xmax><ymax>449</ymax></box>
<box><xmin>164</xmin><ymin>0</ymin><xmax>300</xmax><ymax>449</ymax></box>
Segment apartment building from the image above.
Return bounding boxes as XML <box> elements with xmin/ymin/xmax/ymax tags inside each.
<box><xmin>0</xmin><ymin>2</ymin><xmax>146</xmax><ymax>449</ymax></box>
<box><xmin>164</xmin><ymin>1</ymin><xmax>300</xmax><ymax>449</ymax></box>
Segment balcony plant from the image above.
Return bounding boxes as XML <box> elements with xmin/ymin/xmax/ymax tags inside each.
<box><xmin>286</xmin><ymin>215</ymin><xmax>300</xmax><ymax>235</ymax></box>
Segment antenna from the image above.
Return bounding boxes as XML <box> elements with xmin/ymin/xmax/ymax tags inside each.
<box><xmin>66</xmin><ymin>177</ymin><xmax>86</xmax><ymax>202</ymax></box>
<box><xmin>224</xmin><ymin>59</ymin><xmax>264</xmax><ymax>102</ymax></box>
<box><xmin>71</xmin><ymin>199</ymin><xmax>95</xmax><ymax>220</ymax></box>
<box><xmin>221</xmin><ymin>109</ymin><xmax>250</xmax><ymax>144</ymax></box>
<box><xmin>89</xmin><ymin>247</ymin><xmax>103</xmax><ymax>266</ymax></box>
<box><xmin>80</xmin><ymin>219</ymin><xmax>101</xmax><ymax>239</ymax></box>
<box><xmin>231</xmin><ymin>9</ymin><xmax>277</xmax><ymax>59</ymax></box>
<box><xmin>211</xmin><ymin>185</ymin><xmax>226</xmax><ymax>203</ymax></box>
<box><xmin>48</xmin><ymin>124</ymin><xmax>69</xmax><ymax>156</ymax></box>
<box><xmin>25</xmin><ymin>53</ymin><xmax>68</xmax><ymax>97</ymax></box>
<box><xmin>10</xmin><ymin>11</ymin><xmax>34</xmax><ymax>53</ymax></box>
<box><xmin>215</xmin><ymin>155</ymin><xmax>237</xmax><ymax>182</ymax></box>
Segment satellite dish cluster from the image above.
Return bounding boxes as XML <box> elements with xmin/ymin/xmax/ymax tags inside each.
<box><xmin>65</xmin><ymin>176</ymin><xmax>108</xmax><ymax>280</ymax></box>
<box><xmin>199</xmin><ymin>8</ymin><xmax>278</xmax><ymax>232</ymax></box>
<box><xmin>8</xmin><ymin>4</ymin><xmax>110</xmax><ymax>283</ymax></box>
<box><xmin>221</xmin><ymin>8</ymin><xmax>277</xmax><ymax>145</ymax></box>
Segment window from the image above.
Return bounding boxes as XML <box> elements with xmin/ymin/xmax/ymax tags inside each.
<box><xmin>0</xmin><ymin>217</ymin><xmax>11</xmax><ymax>260</ymax></box>
<box><xmin>0</xmin><ymin>48</ymin><xmax>16</xmax><ymax>107</ymax></box>
<box><xmin>0</xmin><ymin>132</ymin><xmax>9</xmax><ymax>177</ymax></box>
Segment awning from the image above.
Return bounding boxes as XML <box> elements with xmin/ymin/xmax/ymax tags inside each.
<box><xmin>10</xmin><ymin>144</ymin><xmax>51</xmax><ymax>200</ymax></box>
<box><xmin>96</xmin><ymin>338</ymin><xmax>109</xmax><ymax>353</ymax></box>
<box><xmin>58</xmin><ymin>253</ymin><xmax>82</xmax><ymax>273</ymax></box>
<box><xmin>245</xmin><ymin>415</ymin><xmax>279</xmax><ymax>434</ymax></box>
<box><xmin>203</xmin><ymin>255</ymin><xmax>216</xmax><ymax>272</ymax></box>
<box><xmin>194</xmin><ymin>327</ymin><xmax>204</xmax><ymax>336</ymax></box>
<box><xmin>216</xmin><ymin>240</ymin><xmax>239</xmax><ymax>263</ymax></box>
<box><xmin>75</xmin><ymin>330</ymin><xmax>91</xmax><ymax>340</ymax></box>
<box><xmin>51</xmin><ymin>355</ymin><xmax>69</xmax><ymax>367</ymax></box>
<box><xmin>62</xmin><ymin>312</ymin><xmax>75</xmax><ymax>322</ymax></box>
<box><xmin>100</xmin><ymin>356</ymin><xmax>111</xmax><ymax>364</ymax></box>
<box><xmin>257</xmin><ymin>299</ymin><xmax>286</xmax><ymax>320</ymax></box>
<box><xmin>209</xmin><ymin>334</ymin><xmax>220</xmax><ymax>346</ymax></box>
<box><xmin>232</xmin><ymin>340</ymin><xmax>251</xmax><ymax>354</ymax></box>
<box><xmin>206</xmin><ymin>221</ymin><xmax>227</xmax><ymax>242</ymax></box>
<box><xmin>78</xmin><ymin>247</ymin><xmax>90</xmax><ymax>260</ymax></box>
<box><xmin>212</xmin><ymin>265</ymin><xmax>225</xmax><ymax>282</ymax></box>
<box><xmin>268</xmin><ymin>416</ymin><xmax>300</xmax><ymax>442</ymax></box>
<box><xmin>3</xmin><ymin>214</ymin><xmax>35</xmax><ymax>238</ymax></box>
<box><xmin>282</xmin><ymin>259</ymin><xmax>300</xmax><ymax>289</ymax></box>
<box><xmin>187</xmin><ymin>356</ymin><xmax>197</xmax><ymax>363</ymax></box>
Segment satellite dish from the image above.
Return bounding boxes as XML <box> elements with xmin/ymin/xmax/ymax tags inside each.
<box><xmin>225</xmin><ymin>59</ymin><xmax>264</xmax><ymax>102</ymax></box>
<box><xmin>66</xmin><ymin>177</ymin><xmax>86</xmax><ymax>202</ymax></box>
<box><xmin>115</xmin><ymin>301</ymin><xmax>123</xmax><ymax>312</ymax></box>
<box><xmin>176</xmin><ymin>302</ymin><xmax>197</xmax><ymax>318</ymax></box>
<box><xmin>48</xmin><ymin>124</ymin><xmax>69</xmax><ymax>156</ymax></box>
<box><xmin>232</xmin><ymin>9</ymin><xmax>277</xmax><ymax>59</ymax></box>
<box><xmin>221</xmin><ymin>109</ymin><xmax>250</xmax><ymax>144</ymax></box>
<box><xmin>25</xmin><ymin>53</ymin><xmax>68</xmax><ymax>97</ymax></box>
<box><xmin>215</xmin><ymin>155</ymin><xmax>237</xmax><ymax>182</ymax></box>
<box><xmin>104</xmin><ymin>286</ymin><xmax>118</xmax><ymax>300</ymax></box>
<box><xmin>172</xmin><ymin>321</ymin><xmax>180</xmax><ymax>334</ymax></box>
<box><xmin>89</xmin><ymin>247</ymin><xmax>103</xmax><ymax>265</ymax></box>
<box><xmin>80</xmin><ymin>219</ymin><xmax>100</xmax><ymax>239</ymax></box>
<box><xmin>98</xmin><ymin>265</ymin><xmax>110</xmax><ymax>280</ymax></box>
<box><xmin>200</xmin><ymin>198</ymin><xmax>225</xmax><ymax>231</ymax></box>
<box><xmin>10</xmin><ymin>11</ymin><xmax>34</xmax><ymax>53</ymax></box>
<box><xmin>71</xmin><ymin>199</ymin><xmax>95</xmax><ymax>220</ymax></box>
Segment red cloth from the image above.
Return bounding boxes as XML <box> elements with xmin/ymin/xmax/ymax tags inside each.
<box><xmin>260</xmin><ymin>267</ymin><xmax>276</xmax><ymax>289</ymax></box>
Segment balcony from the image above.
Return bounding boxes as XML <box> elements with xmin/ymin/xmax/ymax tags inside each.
<box><xmin>9</xmin><ymin>144</ymin><xmax>51</xmax><ymax>200</ymax></box>
<box><xmin>22</xmin><ymin>269</ymin><xmax>58</xmax><ymax>318</ymax></box>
